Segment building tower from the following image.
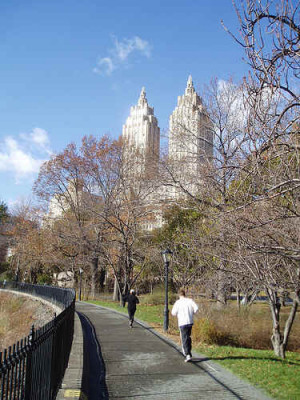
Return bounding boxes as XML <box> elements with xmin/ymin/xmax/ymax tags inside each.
<box><xmin>168</xmin><ymin>76</ymin><xmax>213</xmax><ymax>194</ymax></box>
<box><xmin>122</xmin><ymin>87</ymin><xmax>160</xmax><ymax>177</ymax></box>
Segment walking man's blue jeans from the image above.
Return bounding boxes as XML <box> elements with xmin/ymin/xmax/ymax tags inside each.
<box><xmin>180</xmin><ymin>324</ymin><xmax>193</xmax><ymax>356</ymax></box>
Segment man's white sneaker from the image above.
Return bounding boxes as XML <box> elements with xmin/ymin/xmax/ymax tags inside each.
<box><xmin>185</xmin><ymin>355</ymin><xmax>192</xmax><ymax>362</ymax></box>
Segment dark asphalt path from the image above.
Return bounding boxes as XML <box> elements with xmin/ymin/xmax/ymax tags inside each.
<box><xmin>76</xmin><ymin>302</ymin><xmax>272</xmax><ymax>400</ymax></box>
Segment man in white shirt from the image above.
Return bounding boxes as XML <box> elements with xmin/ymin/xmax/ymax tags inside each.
<box><xmin>171</xmin><ymin>288</ymin><xmax>199</xmax><ymax>362</ymax></box>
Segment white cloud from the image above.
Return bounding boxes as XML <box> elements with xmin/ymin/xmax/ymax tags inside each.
<box><xmin>114</xmin><ymin>36</ymin><xmax>151</xmax><ymax>61</ymax></box>
<box><xmin>0</xmin><ymin>128</ymin><xmax>52</xmax><ymax>183</ymax></box>
<box><xmin>20</xmin><ymin>127</ymin><xmax>52</xmax><ymax>155</ymax></box>
<box><xmin>30</xmin><ymin>127</ymin><xmax>50</xmax><ymax>147</ymax></box>
<box><xmin>94</xmin><ymin>35</ymin><xmax>151</xmax><ymax>76</ymax></box>
<box><xmin>93</xmin><ymin>57</ymin><xmax>115</xmax><ymax>76</ymax></box>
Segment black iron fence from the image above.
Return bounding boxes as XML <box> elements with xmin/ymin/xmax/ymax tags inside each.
<box><xmin>0</xmin><ymin>282</ymin><xmax>75</xmax><ymax>400</ymax></box>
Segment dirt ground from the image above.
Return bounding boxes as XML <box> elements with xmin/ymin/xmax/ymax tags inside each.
<box><xmin>0</xmin><ymin>291</ymin><xmax>55</xmax><ymax>351</ymax></box>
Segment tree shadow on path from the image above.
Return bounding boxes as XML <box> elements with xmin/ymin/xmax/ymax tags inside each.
<box><xmin>78</xmin><ymin>312</ymin><xmax>109</xmax><ymax>400</ymax></box>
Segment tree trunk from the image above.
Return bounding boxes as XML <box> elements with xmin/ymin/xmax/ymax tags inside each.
<box><xmin>281</xmin><ymin>299</ymin><xmax>298</xmax><ymax>354</ymax></box>
<box><xmin>112</xmin><ymin>276</ymin><xmax>119</xmax><ymax>301</ymax></box>
<box><xmin>216</xmin><ymin>270</ymin><xmax>227</xmax><ymax>308</ymax></box>
<box><xmin>248</xmin><ymin>290</ymin><xmax>258</xmax><ymax>306</ymax></box>
<box><xmin>120</xmin><ymin>282</ymin><xmax>129</xmax><ymax>306</ymax></box>
<box><xmin>268</xmin><ymin>289</ymin><xmax>285</xmax><ymax>358</ymax></box>
<box><xmin>236</xmin><ymin>288</ymin><xmax>241</xmax><ymax>310</ymax></box>
<box><xmin>90</xmin><ymin>257</ymin><xmax>98</xmax><ymax>300</ymax></box>
<box><xmin>271</xmin><ymin>328</ymin><xmax>285</xmax><ymax>359</ymax></box>
<box><xmin>99</xmin><ymin>268</ymin><xmax>106</xmax><ymax>290</ymax></box>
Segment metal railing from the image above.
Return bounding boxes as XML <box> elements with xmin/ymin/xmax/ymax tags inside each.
<box><xmin>0</xmin><ymin>282</ymin><xmax>75</xmax><ymax>400</ymax></box>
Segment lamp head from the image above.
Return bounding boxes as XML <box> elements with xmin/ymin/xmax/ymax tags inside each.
<box><xmin>161</xmin><ymin>248</ymin><xmax>173</xmax><ymax>263</ymax></box>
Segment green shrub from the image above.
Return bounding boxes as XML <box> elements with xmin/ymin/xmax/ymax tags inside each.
<box><xmin>0</xmin><ymin>262</ymin><xmax>10</xmax><ymax>275</ymax></box>
<box><xmin>0</xmin><ymin>270</ymin><xmax>14</xmax><ymax>281</ymax></box>
<box><xmin>37</xmin><ymin>273</ymin><xmax>52</xmax><ymax>285</ymax></box>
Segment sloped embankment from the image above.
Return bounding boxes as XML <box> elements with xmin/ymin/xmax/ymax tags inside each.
<box><xmin>0</xmin><ymin>291</ymin><xmax>54</xmax><ymax>351</ymax></box>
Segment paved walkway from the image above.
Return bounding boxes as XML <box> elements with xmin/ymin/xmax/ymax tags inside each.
<box><xmin>59</xmin><ymin>302</ymin><xmax>273</xmax><ymax>400</ymax></box>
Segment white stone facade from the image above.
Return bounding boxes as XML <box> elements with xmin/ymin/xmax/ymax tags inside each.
<box><xmin>121</xmin><ymin>77</ymin><xmax>214</xmax><ymax>229</ymax></box>
<box><xmin>169</xmin><ymin>76</ymin><xmax>213</xmax><ymax>193</ymax></box>
<box><xmin>45</xmin><ymin>180</ymin><xmax>84</xmax><ymax>224</ymax></box>
<box><xmin>122</xmin><ymin>87</ymin><xmax>160</xmax><ymax>177</ymax></box>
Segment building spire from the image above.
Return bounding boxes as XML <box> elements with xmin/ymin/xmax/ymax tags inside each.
<box><xmin>138</xmin><ymin>86</ymin><xmax>147</xmax><ymax>105</ymax></box>
<box><xmin>185</xmin><ymin>75</ymin><xmax>195</xmax><ymax>95</ymax></box>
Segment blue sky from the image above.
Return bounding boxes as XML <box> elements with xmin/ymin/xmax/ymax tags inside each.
<box><xmin>0</xmin><ymin>0</ymin><xmax>248</xmax><ymax>208</ymax></box>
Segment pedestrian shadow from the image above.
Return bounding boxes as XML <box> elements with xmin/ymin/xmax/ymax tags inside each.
<box><xmin>191</xmin><ymin>357</ymin><xmax>211</xmax><ymax>362</ymax></box>
<box><xmin>139</xmin><ymin>326</ymin><xmax>160</xmax><ymax>330</ymax></box>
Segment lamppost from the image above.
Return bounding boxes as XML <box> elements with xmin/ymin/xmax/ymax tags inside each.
<box><xmin>161</xmin><ymin>248</ymin><xmax>173</xmax><ymax>331</ymax></box>
<box><xmin>79</xmin><ymin>268</ymin><xmax>83</xmax><ymax>301</ymax></box>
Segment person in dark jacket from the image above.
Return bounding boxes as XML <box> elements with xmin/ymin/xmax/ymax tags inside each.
<box><xmin>123</xmin><ymin>289</ymin><xmax>139</xmax><ymax>328</ymax></box>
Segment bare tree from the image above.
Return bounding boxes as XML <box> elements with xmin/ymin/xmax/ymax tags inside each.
<box><xmin>161</xmin><ymin>77</ymin><xmax>249</xmax><ymax>305</ymax></box>
<box><xmin>220</xmin><ymin>0</ymin><xmax>300</xmax><ymax>358</ymax></box>
<box><xmin>33</xmin><ymin>134</ymin><xmax>162</xmax><ymax>300</ymax></box>
<box><xmin>34</xmin><ymin>139</ymin><xmax>108</xmax><ymax>296</ymax></box>
<box><xmin>84</xmin><ymin>137</ymin><xmax>163</xmax><ymax>301</ymax></box>
<box><xmin>8</xmin><ymin>200</ymin><xmax>46</xmax><ymax>283</ymax></box>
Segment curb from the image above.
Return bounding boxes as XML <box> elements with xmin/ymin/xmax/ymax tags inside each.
<box><xmin>56</xmin><ymin>311</ymin><xmax>86</xmax><ymax>400</ymax></box>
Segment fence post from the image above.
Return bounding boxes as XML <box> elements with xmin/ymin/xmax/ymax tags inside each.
<box><xmin>24</xmin><ymin>325</ymin><xmax>35</xmax><ymax>400</ymax></box>
<box><xmin>50</xmin><ymin>316</ymin><xmax>58</xmax><ymax>398</ymax></box>
<box><xmin>0</xmin><ymin>349</ymin><xmax>7</xmax><ymax>399</ymax></box>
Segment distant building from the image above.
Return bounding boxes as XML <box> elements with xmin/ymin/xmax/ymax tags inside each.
<box><xmin>122</xmin><ymin>76</ymin><xmax>213</xmax><ymax>188</ymax></box>
<box><xmin>46</xmin><ymin>179</ymin><xmax>85</xmax><ymax>224</ymax></box>
<box><xmin>168</xmin><ymin>75</ymin><xmax>213</xmax><ymax>196</ymax></box>
<box><xmin>122</xmin><ymin>87</ymin><xmax>160</xmax><ymax>177</ymax></box>
<box><xmin>121</xmin><ymin>76</ymin><xmax>213</xmax><ymax>229</ymax></box>
<box><xmin>53</xmin><ymin>271</ymin><xmax>74</xmax><ymax>288</ymax></box>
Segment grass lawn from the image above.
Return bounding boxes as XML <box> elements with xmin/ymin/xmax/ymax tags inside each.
<box><xmin>194</xmin><ymin>345</ymin><xmax>300</xmax><ymax>400</ymax></box>
<box><xmin>87</xmin><ymin>300</ymin><xmax>165</xmax><ymax>325</ymax></box>
<box><xmin>87</xmin><ymin>299</ymin><xmax>300</xmax><ymax>400</ymax></box>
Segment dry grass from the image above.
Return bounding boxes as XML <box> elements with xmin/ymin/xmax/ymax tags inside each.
<box><xmin>91</xmin><ymin>293</ymin><xmax>300</xmax><ymax>352</ymax></box>
<box><xmin>190</xmin><ymin>299</ymin><xmax>300</xmax><ymax>351</ymax></box>
<box><xmin>0</xmin><ymin>292</ymin><xmax>55</xmax><ymax>351</ymax></box>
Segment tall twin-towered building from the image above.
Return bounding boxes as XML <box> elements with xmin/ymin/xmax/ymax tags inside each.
<box><xmin>121</xmin><ymin>76</ymin><xmax>214</xmax><ymax>229</ymax></box>
<box><xmin>122</xmin><ymin>76</ymin><xmax>213</xmax><ymax>197</ymax></box>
